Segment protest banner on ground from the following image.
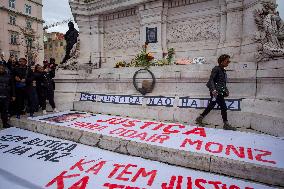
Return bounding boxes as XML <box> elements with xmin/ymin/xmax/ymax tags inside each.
<box><xmin>29</xmin><ymin>111</ymin><xmax>284</xmax><ymax>169</ymax></box>
<box><xmin>0</xmin><ymin>127</ymin><xmax>274</xmax><ymax>189</ymax></box>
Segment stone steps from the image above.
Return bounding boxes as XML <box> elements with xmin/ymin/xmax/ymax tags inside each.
<box><xmin>72</xmin><ymin>100</ymin><xmax>284</xmax><ymax>137</ymax></box>
<box><xmin>9</xmin><ymin>111</ymin><xmax>284</xmax><ymax>187</ymax></box>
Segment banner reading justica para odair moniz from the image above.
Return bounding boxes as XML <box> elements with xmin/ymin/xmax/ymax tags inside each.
<box><xmin>29</xmin><ymin>111</ymin><xmax>284</xmax><ymax>170</ymax></box>
<box><xmin>0</xmin><ymin>127</ymin><xmax>275</xmax><ymax>189</ymax></box>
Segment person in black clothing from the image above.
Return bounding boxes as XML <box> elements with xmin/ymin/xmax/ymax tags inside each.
<box><xmin>62</xmin><ymin>21</ymin><xmax>79</xmax><ymax>64</ymax></box>
<box><xmin>35</xmin><ymin>65</ymin><xmax>58</xmax><ymax>114</ymax></box>
<box><xmin>195</xmin><ymin>54</ymin><xmax>236</xmax><ymax>131</ymax></box>
<box><xmin>14</xmin><ymin>58</ymin><xmax>38</xmax><ymax>118</ymax></box>
<box><xmin>0</xmin><ymin>64</ymin><xmax>15</xmax><ymax>128</ymax></box>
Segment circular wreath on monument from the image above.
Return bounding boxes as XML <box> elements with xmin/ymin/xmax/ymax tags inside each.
<box><xmin>133</xmin><ymin>68</ymin><xmax>156</xmax><ymax>95</ymax></box>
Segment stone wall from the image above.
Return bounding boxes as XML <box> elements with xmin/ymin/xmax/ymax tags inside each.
<box><xmin>69</xmin><ymin>0</ymin><xmax>269</xmax><ymax>68</ymax></box>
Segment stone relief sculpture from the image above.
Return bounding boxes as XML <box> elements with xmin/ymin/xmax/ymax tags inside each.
<box><xmin>59</xmin><ymin>21</ymin><xmax>80</xmax><ymax>70</ymax></box>
<box><xmin>254</xmin><ymin>1</ymin><xmax>284</xmax><ymax>60</ymax></box>
<box><xmin>104</xmin><ymin>30</ymin><xmax>140</xmax><ymax>51</ymax></box>
<box><xmin>167</xmin><ymin>19</ymin><xmax>219</xmax><ymax>43</ymax></box>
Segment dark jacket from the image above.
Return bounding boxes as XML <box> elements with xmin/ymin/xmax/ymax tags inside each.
<box><xmin>206</xmin><ymin>66</ymin><xmax>228</xmax><ymax>94</ymax></box>
<box><xmin>0</xmin><ymin>71</ymin><xmax>15</xmax><ymax>98</ymax></box>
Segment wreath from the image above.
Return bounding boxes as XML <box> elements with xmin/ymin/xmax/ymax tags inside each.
<box><xmin>133</xmin><ymin>69</ymin><xmax>156</xmax><ymax>95</ymax></box>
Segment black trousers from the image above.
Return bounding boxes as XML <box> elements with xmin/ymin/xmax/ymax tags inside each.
<box><xmin>15</xmin><ymin>87</ymin><xmax>26</xmax><ymax>115</ymax></box>
<box><xmin>201</xmin><ymin>93</ymin><xmax>228</xmax><ymax>122</ymax></box>
<box><xmin>0</xmin><ymin>98</ymin><xmax>9</xmax><ymax>128</ymax></box>
<box><xmin>40</xmin><ymin>89</ymin><xmax>56</xmax><ymax>110</ymax></box>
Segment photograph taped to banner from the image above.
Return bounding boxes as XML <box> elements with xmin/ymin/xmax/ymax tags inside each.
<box><xmin>0</xmin><ymin>128</ymin><xmax>275</xmax><ymax>189</ymax></box>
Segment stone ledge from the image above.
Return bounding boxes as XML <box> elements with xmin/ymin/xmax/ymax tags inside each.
<box><xmin>9</xmin><ymin>116</ymin><xmax>284</xmax><ymax>187</ymax></box>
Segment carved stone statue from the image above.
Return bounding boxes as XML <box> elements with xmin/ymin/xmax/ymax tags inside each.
<box><xmin>254</xmin><ymin>1</ymin><xmax>284</xmax><ymax>60</ymax></box>
<box><xmin>62</xmin><ymin>21</ymin><xmax>79</xmax><ymax>64</ymax></box>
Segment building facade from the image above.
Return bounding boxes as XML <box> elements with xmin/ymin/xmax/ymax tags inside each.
<box><xmin>0</xmin><ymin>0</ymin><xmax>44</xmax><ymax>63</ymax></box>
<box><xmin>44</xmin><ymin>32</ymin><xmax>66</xmax><ymax>64</ymax></box>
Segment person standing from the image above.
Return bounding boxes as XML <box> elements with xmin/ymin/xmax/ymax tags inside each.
<box><xmin>0</xmin><ymin>64</ymin><xmax>15</xmax><ymax>128</ymax></box>
<box><xmin>35</xmin><ymin>65</ymin><xmax>58</xmax><ymax>114</ymax></box>
<box><xmin>195</xmin><ymin>54</ymin><xmax>236</xmax><ymax>131</ymax></box>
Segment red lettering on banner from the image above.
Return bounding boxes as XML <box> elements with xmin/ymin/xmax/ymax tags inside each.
<box><xmin>70</xmin><ymin>159</ymin><xmax>96</xmax><ymax>171</ymax></box>
<box><xmin>116</xmin><ymin>164</ymin><xmax>138</xmax><ymax>181</ymax></box>
<box><xmin>122</xmin><ymin>120</ymin><xmax>141</xmax><ymax>127</ymax></box>
<box><xmin>85</xmin><ymin>161</ymin><xmax>106</xmax><ymax>175</ymax></box>
<box><xmin>247</xmin><ymin>148</ymin><xmax>254</xmax><ymax>160</ymax></box>
<box><xmin>225</xmin><ymin>145</ymin><xmax>245</xmax><ymax>158</ymax></box>
<box><xmin>73</xmin><ymin>122</ymin><xmax>108</xmax><ymax>131</ymax></box>
<box><xmin>180</xmin><ymin>138</ymin><xmax>203</xmax><ymax>150</ymax></box>
<box><xmin>108</xmin><ymin>164</ymin><xmax>126</xmax><ymax>178</ymax></box>
<box><xmin>180</xmin><ymin>140</ymin><xmax>276</xmax><ymax>165</ymax></box>
<box><xmin>109</xmin><ymin>128</ymin><xmax>126</xmax><ymax>135</ymax></box>
<box><xmin>163</xmin><ymin>124</ymin><xmax>186</xmax><ymax>134</ymax></box>
<box><xmin>208</xmin><ymin>181</ymin><xmax>222</xmax><ymax>189</ymax></box>
<box><xmin>140</xmin><ymin>122</ymin><xmax>157</xmax><ymax>129</ymax></box>
<box><xmin>195</xmin><ymin>178</ymin><xmax>206</xmax><ymax>189</ymax></box>
<box><xmin>119</xmin><ymin>130</ymin><xmax>138</xmax><ymax>137</ymax></box>
<box><xmin>255</xmin><ymin>149</ymin><xmax>276</xmax><ymax>164</ymax></box>
<box><xmin>97</xmin><ymin>118</ymin><xmax>117</xmax><ymax>123</ymax></box>
<box><xmin>183</xmin><ymin>128</ymin><xmax>207</xmax><ymax>137</ymax></box>
<box><xmin>69</xmin><ymin>176</ymin><xmax>89</xmax><ymax>189</ymax></box>
<box><xmin>151</xmin><ymin>135</ymin><xmax>170</xmax><ymax>144</ymax></box>
<box><xmin>130</xmin><ymin>132</ymin><xmax>148</xmax><ymax>140</ymax></box>
<box><xmin>152</xmin><ymin>123</ymin><xmax>166</xmax><ymax>131</ymax></box>
<box><xmin>109</xmin><ymin>118</ymin><xmax>128</xmax><ymax>125</ymax></box>
<box><xmin>205</xmin><ymin>142</ymin><xmax>223</xmax><ymax>153</ymax></box>
<box><xmin>103</xmin><ymin>183</ymin><xmax>144</xmax><ymax>189</ymax></box>
<box><xmin>161</xmin><ymin>176</ymin><xmax>176</xmax><ymax>189</ymax></box>
<box><xmin>103</xmin><ymin>183</ymin><xmax>125</xmax><ymax>189</ymax></box>
<box><xmin>45</xmin><ymin>171</ymin><xmax>80</xmax><ymax>189</ymax></box>
<box><xmin>144</xmin><ymin>134</ymin><xmax>158</xmax><ymax>142</ymax></box>
<box><xmin>131</xmin><ymin>168</ymin><xmax>157</xmax><ymax>186</ymax></box>
<box><xmin>229</xmin><ymin>185</ymin><xmax>240</xmax><ymax>189</ymax></box>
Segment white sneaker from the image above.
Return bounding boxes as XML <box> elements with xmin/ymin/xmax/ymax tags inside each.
<box><xmin>43</xmin><ymin>110</ymin><xmax>47</xmax><ymax>115</ymax></box>
<box><xmin>53</xmin><ymin>108</ymin><xmax>59</xmax><ymax>113</ymax></box>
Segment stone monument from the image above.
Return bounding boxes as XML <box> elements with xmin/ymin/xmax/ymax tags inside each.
<box><xmin>53</xmin><ymin>0</ymin><xmax>284</xmax><ymax>137</ymax></box>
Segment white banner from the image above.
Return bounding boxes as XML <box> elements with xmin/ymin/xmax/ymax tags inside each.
<box><xmin>30</xmin><ymin>111</ymin><xmax>284</xmax><ymax>169</ymax></box>
<box><xmin>80</xmin><ymin>93</ymin><xmax>242</xmax><ymax>110</ymax></box>
<box><xmin>0</xmin><ymin>128</ymin><xmax>275</xmax><ymax>189</ymax></box>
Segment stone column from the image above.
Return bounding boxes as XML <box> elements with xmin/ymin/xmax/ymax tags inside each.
<box><xmin>222</xmin><ymin>0</ymin><xmax>244</xmax><ymax>61</ymax></box>
<box><xmin>89</xmin><ymin>15</ymin><xmax>104</xmax><ymax>67</ymax></box>
<box><xmin>138</xmin><ymin>0</ymin><xmax>164</xmax><ymax>59</ymax></box>
<box><xmin>75</xmin><ymin>14</ymin><xmax>92</xmax><ymax>65</ymax></box>
<box><xmin>217</xmin><ymin>0</ymin><xmax>227</xmax><ymax>52</ymax></box>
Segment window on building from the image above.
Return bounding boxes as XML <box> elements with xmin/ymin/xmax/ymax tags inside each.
<box><xmin>26</xmin><ymin>37</ymin><xmax>33</xmax><ymax>49</ymax></box>
<box><xmin>10</xmin><ymin>33</ymin><xmax>18</xmax><ymax>45</ymax></box>
<box><xmin>9</xmin><ymin>15</ymin><xmax>16</xmax><ymax>25</ymax></box>
<box><xmin>26</xmin><ymin>20</ymin><xmax>32</xmax><ymax>29</ymax></box>
<box><xmin>49</xmin><ymin>44</ymin><xmax>52</xmax><ymax>49</ymax></box>
<box><xmin>48</xmin><ymin>38</ymin><xmax>51</xmax><ymax>42</ymax></box>
<box><xmin>25</xmin><ymin>4</ymin><xmax>32</xmax><ymax>14</ymax></box>
<box><xmin>60</xmin><ymin>42</ymin><xmax>64</xmax><ymax>46</ymax></box>
<box><xmin>9</xmin><ymin>0</ymin><xmax>16</xmax><ymax>9</ymax></box>
<box><xmin>44</xmin><ymin>44</ymin><xmax>47</xmax><ymax>49</ymax></box>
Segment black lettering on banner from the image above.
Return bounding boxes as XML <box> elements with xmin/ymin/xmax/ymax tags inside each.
<box><xmin>0</xmin><ymin>135</ymin><xmax>28</xmax><ymax>142</ymax></box>
<box><xmin>0</xmin><ymin>143</ymin><xmax>9</xmax><ymax>150</ymax></box>
<box><xmin>146</xmin><ymin>96</ymin><xmax>174</xmax><ymax>107</ymax></box>
<box><xmin>3</xmin><ymin>146</ymin><xmax>32</xmax><ymax>155</ymax></box>
<box><xmin>178</xmin><ymin>97</ymin><xmax>242</xmax><ymax>111</ymax></box>
<box><xmin>79</xmin><ymin>93</ymin><xmax>241</xmax><ymax>110</ymax></box>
